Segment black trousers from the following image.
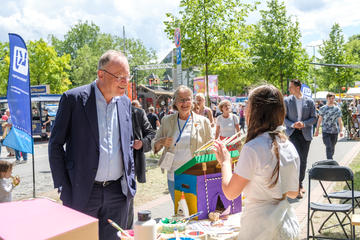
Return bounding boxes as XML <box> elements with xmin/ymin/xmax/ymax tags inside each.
<box><xmin>289</xmin><ymin>129</ymin><xmax>311</xmax><ymax>189</ymax></box>
<box><xmin>80</xmin><ymin>179</ymin><xmax>128</xmax><ymax>240</ymax></box>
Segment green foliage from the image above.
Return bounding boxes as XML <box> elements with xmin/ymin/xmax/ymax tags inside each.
<box><xmin>0</xmin><ymin>42</ymin><xmax>10</xmax><ymax>96</ymax></box>
<box><xmin>27</xmin><ymin>39</ymin><xmax>72</xmax><ymax>93</ymax></box>
<box><xmin>249</xmin><ymin>0</ymin><xmax>309</xmax><ymax>94</ymax></box>
<box><xmin>164</xmin><ymin>0</ymin><xmax>258</xmax><ymax>103</ymax></box>
<box><xmin>318</xmin><ymin>23</ymin><xmax>358</xmax><ymax>94</ymax></box>
<box><xmin>49</xmin><ymin>21</ymin><xmax>160</xmax><ymax>88</ymax></box>
<box><xmin>48</xmin><ymin>20</ymin><xmax>100</xmax><ymax>60</ymax></box>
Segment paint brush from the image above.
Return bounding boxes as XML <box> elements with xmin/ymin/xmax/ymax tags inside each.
<box><xmin>108</xmin><ymin>219</ymin><xmax>131</xmax><ymax>237</ymax></box>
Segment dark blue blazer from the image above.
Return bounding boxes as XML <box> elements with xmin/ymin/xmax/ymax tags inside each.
<box><xmin>284</xmin><ymin>95</ymin><xmax>317</xmax><ymax>141</ymax></box>
<box><xmin>49</xmin><ymin>82</ymin><xmax>136</xmax><ymax>211</ymax></box>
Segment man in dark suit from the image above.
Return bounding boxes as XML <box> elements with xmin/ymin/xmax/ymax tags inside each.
<box><xmin>127</xmin><ymin>104</ymin><xmax>156</xmax><ymax>229</ymax></box>
<box><xmin>49</xmin><ymin>50</ymin><xmax>136</xmax><ymax>240</ymax></box>
<box><xmin>284</xmin><ymin>79</ymin><xmax>316</xmax><ymax>198</ymax></box>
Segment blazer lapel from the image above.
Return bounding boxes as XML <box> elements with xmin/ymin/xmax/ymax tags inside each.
<box><xmin>81</xmin><ymin>82</ymin><xmax>99</xmax><ymax>148</ymax></box>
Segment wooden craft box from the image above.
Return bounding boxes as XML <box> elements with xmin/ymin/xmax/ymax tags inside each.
<box><xmin>174</xmin><ymin>150</ymin><xmax>242</xmax><ymax>220</ymax></box>
<box><xmin>0</xmin><ymin>198</ymin><xmax>98</xmax><ymax>240</ymax></box>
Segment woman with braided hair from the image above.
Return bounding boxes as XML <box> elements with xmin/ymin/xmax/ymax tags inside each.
<box><xmin>213</xmin><ymin>85</ymin><xmax>300</xmax><ymax>240</ymax></box>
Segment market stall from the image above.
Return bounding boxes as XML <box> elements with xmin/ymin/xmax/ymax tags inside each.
<box><xmin>137</xmin><ymin>84</ymin><xmax>174</xmax><ymax>113</ymax></box>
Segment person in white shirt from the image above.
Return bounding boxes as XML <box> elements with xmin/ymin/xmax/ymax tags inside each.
<box><xmin>213</xmin><ymin>85</ymin><xmax>300</xmax><ymax>240</ymax></box>
<box><xmin>215</xmin><ymin>100</ymin><xmax>241</xmax><ymax>151</ymax></box>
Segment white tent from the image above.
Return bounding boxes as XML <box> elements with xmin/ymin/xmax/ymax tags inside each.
<box><xmin>346</xmin><ymin>87</ymin><xmax>360</xmax><ymax>97</ymax></box>
<box><xmin>312</xmin><ymin>91</ymin><xmax>339</xmax><ymax>101</ymax></box>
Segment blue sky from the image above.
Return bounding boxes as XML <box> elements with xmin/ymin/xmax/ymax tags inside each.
<box><xmin>0</xmin><ymin>0</ymin><xmax>359</xmax><ymax>61</ymax></box>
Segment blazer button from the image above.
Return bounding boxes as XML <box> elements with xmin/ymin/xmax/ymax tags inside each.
<box><xmin>93</xmin><ymin>169</ymin><xmax>97</xmax><ymax>173</ymax></box>
<box><xmin>96</xmin><ymin>151</ymin><xmax>100</xmax><ymax>155</ymax></box>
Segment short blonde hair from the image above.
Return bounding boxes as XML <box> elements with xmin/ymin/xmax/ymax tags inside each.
<box><xmin>149</xmin><ymin>106</ymin><xmax>155</xmax><ymax>112</ymax></box>
<box><xmin>171</xmin><ymin>85</ymin><xmax>193</xmax><ymax>111</ymax></box>
<box><xmin>218</xmin><ymin>100</ymin><xmax>231</xmax><ymax>113</ymax></box>
<box><xmin>195</xmin><ymin>93</ymin><xmax>205</xmax><ymax>100</ymax></box>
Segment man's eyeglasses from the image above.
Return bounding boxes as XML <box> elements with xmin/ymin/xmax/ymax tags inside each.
<box><xmin>178</xmin><ymin>98</ymin><xmax>192</xmax><ymax>103</ymax></box>
<box><xmin>100</xmin><ymin>69</ymin><xmax>133</xmax><ymax>82</ymax></box>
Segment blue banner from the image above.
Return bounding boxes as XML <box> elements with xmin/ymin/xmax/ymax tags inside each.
<box><xmin>301</xmin><ymin>83</ymin><xmax>312</xmax><ymax>98</ymax></box>
<box><xmin>3</xmin><ymin>34</ymin><xmax>33</xmax><ymax>154</ymax></box>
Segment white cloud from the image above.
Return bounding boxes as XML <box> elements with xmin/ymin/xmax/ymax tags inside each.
<box><xmin>0</xmin><ymin>0</ymin><xmax>179</xmax><ymax>60</ymax></box>
<box><xmin>0</xmin><ymin>0</ymin><xmax>359</xmax><ymax>61</ymax></box>
<box><xmin>285</xmin><ymin>0</ymin><xmax>360</xmax><ymax>40</ymax></box>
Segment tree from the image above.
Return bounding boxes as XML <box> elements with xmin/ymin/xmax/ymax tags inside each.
<box><xmin>48</xmin><ymin>20</ymin><xmax>100</xmax><ymax>60</ymax></box>
<box><xmin>27</xmin><ymin>39</ymin><xmax>71</xmax><ymax>93</ymax></box>
<box><xmin>318</xmin><ymin>23</ymin><xmax>358</xmax><ymax>94</ymax></box>
<box><xmin>249</xmin><ymin>0</ymin><xmax>309</xmax><ymax>94</ymax></box>
<box><xmin>164</xmin><ymin>0</ymin><xmax>258</xmax><ymax>105</ymax></box>
<box><xmin>0</xmin><ymin>41</ymin><xmax>10</xmax><ymax>96</ymax></box>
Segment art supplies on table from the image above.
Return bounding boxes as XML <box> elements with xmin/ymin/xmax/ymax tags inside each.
<box><xmin>134</xmin><ymin>210</ymin><xmax>156</xmax><ymax>240</ymax></box>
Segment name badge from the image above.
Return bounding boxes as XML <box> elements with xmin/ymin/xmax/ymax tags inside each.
<box><xmin>160</xmin><ymin>152</ymin><xmax>175</xmax><ymax>171</ymax></box>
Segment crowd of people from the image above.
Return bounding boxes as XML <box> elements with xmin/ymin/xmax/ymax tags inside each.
<box><xmin>0</xmin><ymin>49</ymin><xmax>355</xmax><ymax>240</ymax></box>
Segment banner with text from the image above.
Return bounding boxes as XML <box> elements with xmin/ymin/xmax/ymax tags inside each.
<box><xmin>3</xmin><ymin>33</ymin><xmax>33</xmax><ymax>154</ymax></box>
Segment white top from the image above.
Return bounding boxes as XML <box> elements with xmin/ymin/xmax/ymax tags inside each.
<box><xmin>216</xmin><ymin>114</ymin><xmax>239</xmax><ymax>137</ymax></box>
<box><xmin>0</xmin><ymin>178</ymin><xmax>14</xmax><ymax>203</ymax></box>
<box><xmin>234</xmin><ymin>133</ymin><xmax>300</xmax><ymax>201</ymax></box>
<box><xmin>167</xmin><ymin>119</ymin><xmax>193</xmax><ymax>181</ymax></box>
<box><xmin>294</xmin><ymin>94</ymin><xmax>303</xmax><ymax>122</ymax></box>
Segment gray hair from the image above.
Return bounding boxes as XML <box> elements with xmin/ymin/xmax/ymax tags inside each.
<box><xmin>131</xmin><ymin>100</ymin><xmax>141</xmax><ymax>107</ymax></box>
<box><xmin>98</xmin><ymin>50</ymin><xmax>128</xmax><ymax>70</ymax></box>
<box><xmin>171</xmin><ymin>85</ymin><xmax>193</xmax><ymax>111</ymax></box>
<box><xmin>149</xmin><ymin>106</ymin><xmax>155</xmax><ymax>112</ymax></box>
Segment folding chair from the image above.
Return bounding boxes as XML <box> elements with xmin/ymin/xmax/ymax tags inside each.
<box><xmin>312</xmin><ymin>160</ymin><xmax>360</xmax><ymax>233</ymax></box>
<box><xmin>307</xmin><ymin>165</ymin><xmax>355</xmax><ymax>240</ymax></box>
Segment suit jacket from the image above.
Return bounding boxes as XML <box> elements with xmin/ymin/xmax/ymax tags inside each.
<box><xmin>152</xmin><ymin>112</ymin><xmax>214</xmax><ymax>171</ymax></box>
<box><xmin>49</xmin><ymin>82</ymin><xmax>136</xmax><ymax>211</ymax></box>
<box><xmin>131</xmin><ymin>106</ymin><xmax>155</xmax><ymax>183</ymax></box>
<box><xmin>284</xmin><ymin>95</ymin><xmax>317</xmax><ymax>141</ymax></box>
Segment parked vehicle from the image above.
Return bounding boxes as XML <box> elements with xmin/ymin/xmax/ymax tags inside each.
<box><xmin>0</xmin><ymin>94</ymin><xmax>61</xmax><ymax>140</ymax></box>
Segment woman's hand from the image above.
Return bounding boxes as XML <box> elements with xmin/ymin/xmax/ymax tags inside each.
<box><xmin>213</xmin><ymin>139</ymin><xmax>230</xmax><ymax>166</ymax></box>
<box><xmin>160</xmin><ymin>137</ymin><xmax>173</xmax><ymax>147</ymax></box>
<box><xmin>154</xmin><ymin>137</ymin><xmax>173</xmax><ymax>152</ymax></box>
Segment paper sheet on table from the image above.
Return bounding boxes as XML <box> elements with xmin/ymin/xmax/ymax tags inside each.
<box><xmin>187</xmin><ymin>213</ymin><xmax>241</xmax><ymax>234</ymax></box>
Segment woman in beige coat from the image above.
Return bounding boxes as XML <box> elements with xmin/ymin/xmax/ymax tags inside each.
<box><xmin>152</xmin><ymin>85</ymin><xmax>214</xmax><ymax>202</ymax></box>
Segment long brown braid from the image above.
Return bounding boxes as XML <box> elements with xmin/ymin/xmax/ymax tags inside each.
<box><xmin>245</xmin><ymin>85</ymin><xmax>287</xmax><ymax>188</ymax></box>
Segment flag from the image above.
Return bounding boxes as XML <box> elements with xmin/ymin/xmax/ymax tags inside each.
<box><xmin>3</xmin><ymin>34</ymin><xmax>33</xmax><ymax>154</ymax></box>
<box><xmin>301</xmin><ymin>83</ymin><xmax>312</xmax><ymax>98</ymax></box>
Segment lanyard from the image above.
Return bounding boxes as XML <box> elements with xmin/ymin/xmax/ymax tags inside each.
<box><xmin>174</xmin><ymin>114</ymin><xmax>191</xmax><ymax>146</ymax></box>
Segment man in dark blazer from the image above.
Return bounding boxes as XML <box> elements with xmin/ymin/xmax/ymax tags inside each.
<box><xmin>49</xmin><ymin>50</ymin><xmax>136</xmax><ymax>240</ymax></box>
<box><xmin>126</xmin><ymin>104</ymin><xmax>156</xmax><ymax>229</ymax></box>
<box><xmin>284</xmin><ymin>79</ymin><xmax>317</xmax><ymax>198</ymax></box>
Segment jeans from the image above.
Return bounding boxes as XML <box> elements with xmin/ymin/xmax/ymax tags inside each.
<box><xmin>322</xmin><ymin>132</ymin><xmax>338</xmax><ymax>159</ymax></box>
<box><xmin>15</xmin><ymin>150</ymin><xmax>28</xmax><ymax>161</ymax></box>
<box><xmin>167</xmin><ymin>179</ymin><xmax>175</xmax><ymax>203</ymax></box>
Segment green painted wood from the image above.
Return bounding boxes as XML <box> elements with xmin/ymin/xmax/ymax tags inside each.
<box><xmin>174</xmin><ymin>150</ymin><xmax>239</xmax><ymax>175</ymax></box>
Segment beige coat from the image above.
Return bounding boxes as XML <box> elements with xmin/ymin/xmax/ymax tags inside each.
<box><xmin>151</xmin><ymin>112</ymin><xmax>214</xmax><ymax>171</ymax></box>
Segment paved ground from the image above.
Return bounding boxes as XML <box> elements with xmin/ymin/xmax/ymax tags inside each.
<box><xmin>133</xmin><ymin>134</ymin><xmax>360</xmax><ymax>232</ymax></box>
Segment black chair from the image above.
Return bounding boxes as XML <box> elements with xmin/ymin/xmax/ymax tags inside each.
<box><xmin>312</xmin><ymin>160</ymin><xmax>360</xmax><ymax>233</ymax></box>
<box><xmin>307</xmin><ymin>165</ymin><xmax>355</xmax><ymax>240</ymax></box>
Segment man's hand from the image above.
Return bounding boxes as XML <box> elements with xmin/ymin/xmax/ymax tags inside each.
<box><xmin>340</xmin><ymin>132</ymin><xmax>344</xmax><ymax>138</ymax></box>
<box><xmin>294</xmin><ymin>122</ymin><xmax>303</xmax><ymax>129</ymax></box>
<box><xmin>133</xmin><ymin>140</ymin><xmax>143</xmax><ymax>150</ymax></box>
<box><xmin>314</xmin><ymin>130</ymin><xmax>319</xmax><ymax>137</ymax></box>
